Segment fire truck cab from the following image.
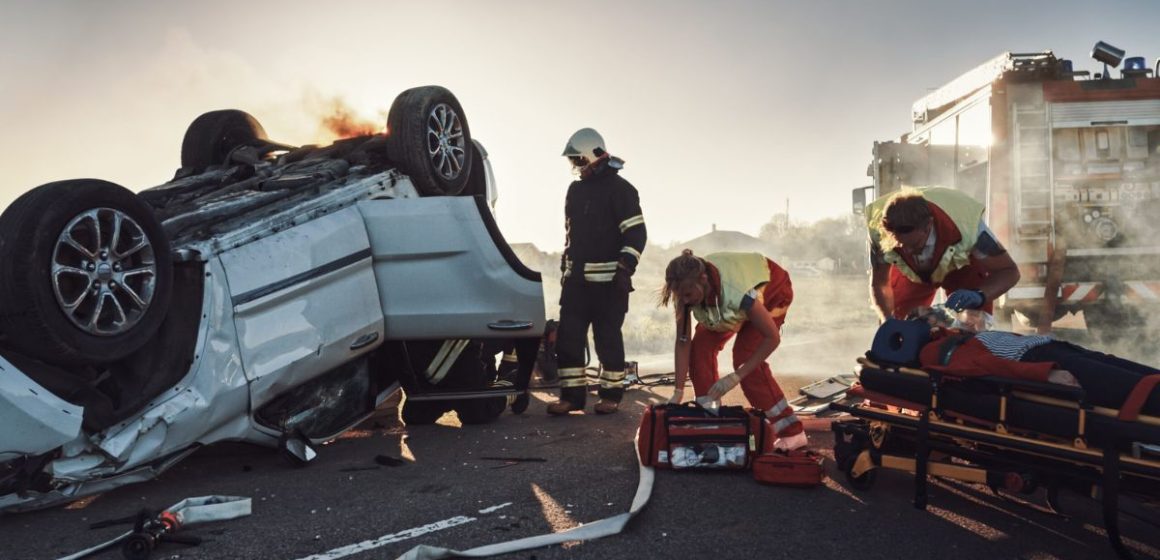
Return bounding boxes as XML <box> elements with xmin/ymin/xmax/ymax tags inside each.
<box><xmin>857</xmin><ymin>42</ymin><xmax>1160</xmax><ymax>339</ymax></box>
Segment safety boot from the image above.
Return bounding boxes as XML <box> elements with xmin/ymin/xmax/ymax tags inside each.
<box><xmin>546</xmin><ymin>400</ymin><xmax>583</xmax><ymax>416</ymax></box>
<box><xmin>593</xmin><ymin>399</ymin><xmax>619</xmax><ymax>415</ymax></box>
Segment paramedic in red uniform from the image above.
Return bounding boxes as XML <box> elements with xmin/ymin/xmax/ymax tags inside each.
<box><xmin>547</xmin><ymin>128</ymin><xmax>646</xmax><ymax>416</ymax></box>
<box><xmin>867</xmin><ymin>187</ymin><xmax>1020</xmax><ymax>322</ymax></box>
<box><xmin>661</xmin><ymin>250</ymin><xmax>806</xmax><ymax>450</ymax></box>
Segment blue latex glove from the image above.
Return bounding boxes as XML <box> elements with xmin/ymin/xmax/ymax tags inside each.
<box><xmin>945</xmin><ymin>289</ymin><xmax>984</xmax><ymax>311</ymax></box>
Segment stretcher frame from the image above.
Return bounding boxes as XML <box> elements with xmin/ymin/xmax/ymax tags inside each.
<box><xmin>830</xmin><ymin>357</ymin><xmax>1160</xmax><ymax>559</ymax></box>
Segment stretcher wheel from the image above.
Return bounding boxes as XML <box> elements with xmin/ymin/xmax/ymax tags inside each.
<box><xmin>845</xmin><ymin>465</ymin><xmax>877</xmax><ymax>491</ymax></box>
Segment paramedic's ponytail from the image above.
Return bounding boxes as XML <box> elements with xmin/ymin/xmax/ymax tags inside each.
<box><xmin>660</xmin><ymin>249</ymin><xmax>705</xmax><ymax>307</ymax></box>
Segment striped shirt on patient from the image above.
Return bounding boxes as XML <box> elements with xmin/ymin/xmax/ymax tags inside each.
<box><xmin>973</xmin><ymin>331</ymin><xmax>1054</xmax><ymax>361</ymax></box>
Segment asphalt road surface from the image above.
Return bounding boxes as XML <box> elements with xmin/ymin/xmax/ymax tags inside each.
<box><xmin>3</xmin><ymin>376</ymin><xmax>1158</xmax><ymax>560</ymax></box>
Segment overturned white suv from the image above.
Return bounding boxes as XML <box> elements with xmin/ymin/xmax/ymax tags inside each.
<box><xmin>0</xmin><ymin>86</ymin><xmax>546</xmax><ymax>512</ymax></box>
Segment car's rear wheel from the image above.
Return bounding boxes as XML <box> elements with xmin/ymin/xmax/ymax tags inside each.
<box><xmin>181</xmin><ymin>109</ymin><xmax>268</xmax><ymax>169</ymax></box>
<box><xmin>0</xmin><ymin>180</ymin><xmax>173</xmax><ymax>365</ymax></box>
<box><xmin>386</xmin><ymin>86</ymin><xmax>472</xmax><ymax>196</ymax></box>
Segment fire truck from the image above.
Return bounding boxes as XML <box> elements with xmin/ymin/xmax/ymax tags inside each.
<box><xmin>855</xmin><ymin>42</ymin><xmax>1160</xmax><ymax>338</ymax></box>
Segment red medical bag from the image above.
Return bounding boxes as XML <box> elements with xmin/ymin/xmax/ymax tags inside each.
<box><xmin>637</xmin><ymin>402</ymin><xmax>773</xmax><ymax>470</ymax></box>
<box><xmin>752</xmin><ymin>449</ymin><xmax>825</xmax><ymax>487</ymax></box>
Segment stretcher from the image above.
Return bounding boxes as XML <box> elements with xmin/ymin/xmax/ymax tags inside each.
<box><xmin>830</xmin><ymin>355</ymin><xmax>1160</xmax><ymax>559</ymax></box>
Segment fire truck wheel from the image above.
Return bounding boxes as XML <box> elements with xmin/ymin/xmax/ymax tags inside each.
<box><xmin>386</xmin><ymin>86</ymin><xmax>473</xmax><ymax>196</ymax></box>
<box><xmin>0</xmin><ymin>180</ymin><xmax>173</xmax><ymax>366</ymax></box>
<box><xmin>402</xmin><ymin>398</ymin><xmax>450</xmax><ymax>425</ymax></box>
<box><xmin>180</xmin><ymin>109</ymin><xmax>268</xmax><ymax>169</ymax></box>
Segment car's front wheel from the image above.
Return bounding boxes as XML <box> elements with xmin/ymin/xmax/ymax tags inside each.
<box><xmin>0</xmin><ymin>180</ymin><xmax>173</xmax><ymax>366</ymax></box>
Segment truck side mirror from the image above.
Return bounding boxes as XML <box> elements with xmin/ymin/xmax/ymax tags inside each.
<box><xmin>852</xmin><ymin>185</ymin><xmax>874</xmax><ymax>215</ymax></box>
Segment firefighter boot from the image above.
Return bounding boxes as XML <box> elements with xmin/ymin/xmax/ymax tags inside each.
<box><xmin>593</xmin><ymin>399</ymin><xmax>619</xmax><ymax>415</ymax></box>
<box><xmin>547</xmin><ymin>387</ymin><xmax>585</xmax><ymax>415</ymax></box>
<box><xmin>546</xmin><ymin>400</ymin><xmax>583</xmax><ymax>415</ymax></box>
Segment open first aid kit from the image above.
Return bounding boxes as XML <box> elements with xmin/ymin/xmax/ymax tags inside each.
<box><xmin>637</xmin><ymin>402</ymin><xmax>773</xmax><ymax>470</ymax></box>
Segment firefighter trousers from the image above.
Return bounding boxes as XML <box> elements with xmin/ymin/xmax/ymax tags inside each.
<box><xmin>555</xmin><ymin>281</ymin><xmax>628</xmax><ymax>407</ymax></box>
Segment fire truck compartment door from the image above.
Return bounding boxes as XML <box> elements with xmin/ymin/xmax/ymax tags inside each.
<box><xmin>1052</xmin><ymin>100</ymin><xmax>1160</xmax><ymax>128</ymax></box>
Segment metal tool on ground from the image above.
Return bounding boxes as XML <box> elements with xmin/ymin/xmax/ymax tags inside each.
<box><xmin>119</xmin><ymin>508</ymin><xmax>202</xmax><ymax>560</ymax></box>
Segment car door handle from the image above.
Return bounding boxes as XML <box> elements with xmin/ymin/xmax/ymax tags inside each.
<box><xmin>350</xmin><ymin>331</ymin><xmax>380</xmax><ymax>351</ymax></box>
<box><xmin>487</xmin><ymin>320</ymin><xmax>534</xmax><ymax>331</ymax></box>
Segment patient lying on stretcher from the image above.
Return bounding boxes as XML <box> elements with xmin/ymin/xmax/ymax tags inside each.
<box><xmin>909</xmin><ymin>307</ymin><xmax>1160</xmax><ymax>416</ymax></box>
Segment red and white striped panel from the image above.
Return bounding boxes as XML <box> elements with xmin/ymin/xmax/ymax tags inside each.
<box><xmin>1060</xmin><ymin>283</ymin><xmax>1101</xmax><ymax>303</ymax></box>
<box><xmin>1125</xmin><ymin>281</ymin><xmax>1160</xmax><ymax>300</ymax></box>
<box><xmin>1005</xmin><ymin>282</ymin><xmax>1160</xmax><ymax>302</ymax></box>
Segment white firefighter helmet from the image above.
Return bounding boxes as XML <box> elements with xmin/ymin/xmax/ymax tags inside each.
<box><xmin>561</xmin><ymin>128</ymin><xmax>606</xmax><ymax>161</ymax></box>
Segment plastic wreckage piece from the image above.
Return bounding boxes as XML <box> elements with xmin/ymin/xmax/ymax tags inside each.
<box><xmin>58</xmin><ymin>495</ymin><xmax>252</xmax><ymax>560</ymax></box>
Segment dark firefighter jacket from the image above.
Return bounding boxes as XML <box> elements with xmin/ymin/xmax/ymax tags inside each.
<box><xmin>561</xmin><ymin>157</ymin><xmax>647</xmax><ymax>284</ymax></box>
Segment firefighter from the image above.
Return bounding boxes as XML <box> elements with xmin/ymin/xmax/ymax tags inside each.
<box><xmin>867</xmin><ymin>187</ymin><xmax>1020</xmax><ymax>322</ymax></box>
<box><xmin>661</xmin><ymin>250</ymin><xmax>806</xmax><ymax>449</ymax></box>
<box><xmin>547</xmin><ymin>128</ymin><xmax>646</xmax><ymax>416</ymax></box>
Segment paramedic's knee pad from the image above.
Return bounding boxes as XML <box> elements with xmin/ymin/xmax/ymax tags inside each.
<box><xmin>867</xmin><ymin>319</ymin><xmax>931</xmax><ymax>367</ymax></box>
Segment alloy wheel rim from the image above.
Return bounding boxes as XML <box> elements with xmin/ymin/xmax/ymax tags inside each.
<box><xmin>51</xmin><ymin>208</ymin><xmax>157</xmax><ymax>336</ymax></box>
<box><xmin>425</xmin><ymin>103</ymin><xmax>466</xmax><ymax>181</ymax></box>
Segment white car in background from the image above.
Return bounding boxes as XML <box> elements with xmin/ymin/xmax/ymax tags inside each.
<box><xmin>0</xmin><ymin>86</ymin><xmax>546</xmax><ymax>512</ymax></box>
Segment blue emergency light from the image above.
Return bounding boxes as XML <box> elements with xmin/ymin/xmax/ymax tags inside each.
<box><xmin>1125</xmin><ymin>57</ymin><xmax>1146</xmax><ymax>71</ymax></box>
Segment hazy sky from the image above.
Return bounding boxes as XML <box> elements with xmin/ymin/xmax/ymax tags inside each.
<box><xmin>1</xmin><ymin>0</ymin><xmax>1157</xmax><ymax>252</ymax></box>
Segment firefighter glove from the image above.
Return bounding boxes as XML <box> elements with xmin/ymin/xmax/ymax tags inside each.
<box><xmin>707</xmin><ymin>372</ymin><xmax>741</xmax><ymax>401</ymax></box>
<box><xmin>945</xmin><ymin>289</ymin><xmax>985</xmax><ymax>311</ymax></box>
<box><xmin>613</xmin><ymin>266</ymin><xmax>632</xmax><ymax>296</ymax></box>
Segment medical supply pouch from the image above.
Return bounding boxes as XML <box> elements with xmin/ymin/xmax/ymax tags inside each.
<box><xmin>752</xmin><ymin>449</ymin><xmax>825</xmax><ymax>487</ymax></box>
<box><xmin>637</xmin><ymin>402</ymin><xmax>771</xmax><ymax>470</ymax></box>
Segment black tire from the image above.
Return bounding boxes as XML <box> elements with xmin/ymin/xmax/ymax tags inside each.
<box><xmin>180</xmin><ymin>109</ymin><xmax>268</xmax><ymax>169</ymax></box>
<box><xmin>462</xmin><ymin>142</ymin><xmax>488</xmax><ymax>199</ymax></box>
<box><xmin>386</xmin><ymin>86</ymin><xmax>473</xmax><ymax>196</ymax></box>
<box><xmin>402</xmin><ymin>398</ymin><xmax>450</xmax><ymax>426</ymax></box>
<box><xmin>0</xmin><ymin>180</ymin><xmax>173</xmax><ymax>366</ymax></box>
